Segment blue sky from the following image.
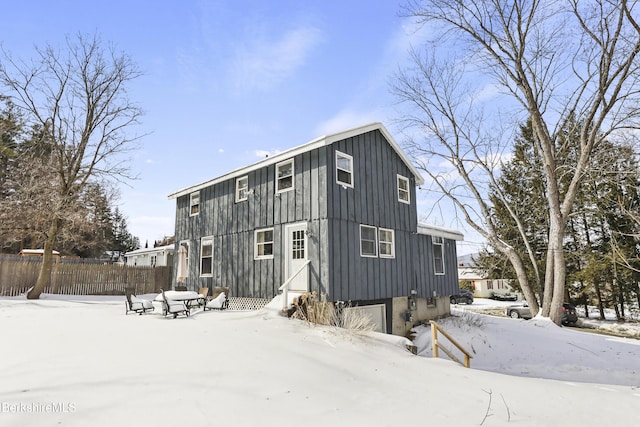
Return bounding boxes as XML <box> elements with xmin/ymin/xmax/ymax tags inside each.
<box><xmin>1</xmin><ymin>0</ymin><xmax>482</xmax><ymax>254</ymax></box>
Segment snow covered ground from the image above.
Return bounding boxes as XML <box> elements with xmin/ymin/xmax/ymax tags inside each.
<box><xmin>0</xmin><ymin>294</ymin><xmax>638</xmax><ymax>426</ymax></box>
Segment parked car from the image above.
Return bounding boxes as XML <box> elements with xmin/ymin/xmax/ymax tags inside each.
<box><xmin>506</xmin><ymin>301</ymin><xmax>579</xmax><ymax>326</ymax></box>
<box><xmin>450</xmin><ymin>289</ymin><xmax>474</xmax><ymax>305</ymax></box>
<box><xmin>562</xmin><ymin>303</ymin><xmax>578</xmax><ymax>326</ymax></box>
<box><xmin>489</xmin><ymin>292</ymin><xmax>518</xmax><ymax>301</ymax></box>
<box><xmin>506</xmin><ymin>302</ymin><xmax>532</xmax><ymax>319</ymax></box>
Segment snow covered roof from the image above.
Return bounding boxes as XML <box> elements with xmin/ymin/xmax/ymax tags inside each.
<box><xmin>168</xmin><ymin>122</ymin><xmax>425</xmax><ymax>200</ymax></box>
<box><xmin>19</xmin><ymin>249</ymin><xmax>60</xmax><ymax>256</ymax></box>
<box><xmin>417</xmin><ymin>223</ymin><xmax>464</xmax><ymax>241</ymax></box>
<box><xmin>124</xmin><ymin>244</ymin><xmax>175</xmax><ymax>257</ymax></box>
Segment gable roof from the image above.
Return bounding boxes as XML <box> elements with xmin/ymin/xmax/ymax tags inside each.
<box><xmin>168</xmin><ymin>122</ymin><xmax>424</xmax><ymax>200</ymax></box>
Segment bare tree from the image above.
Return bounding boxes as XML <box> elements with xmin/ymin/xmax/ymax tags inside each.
<box><xmin>0</xmin><ymin>33</ymin><xmax>143</xmax><ymax>299</ymax></box>
<box><xmin>394</xmin><ymin>1</ymin><xmax>640</xmax><ymax>324</ymax></box>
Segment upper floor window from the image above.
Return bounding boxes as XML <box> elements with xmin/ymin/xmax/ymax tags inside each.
<box><xmin>378</xmin><ymin>228</ymin><xmax>395</xmax><ymax>259</ymax></box>
<box><xmin>236</xmin><ymin>176</ymin><xmax>249</xmax><ymax>202</ymax></box>
<box><xmin>397</xmin><ymin>175</ymin><xmax>410</xmax><ymax>204</ymax></box>
<box><xmin>433</xmin><ymin>236</ymin><xmax>445</xmax><ymax>275</ymax></box>
<box><xmin>360</xmin><ymin>225</ymin><xmax>378</xmax><ymax>257</ymax></box>
<box><xmin>200</xmin><ymin>237</ymin><xmax>213</xmax><ymax>277</ymax></box>
<box><xmin>190</xmin><ymin>191</ymin><xmax>200</xmax><ymax>215</ymax></box>
<box><xmin>336</xmin><ymin>151</ymin><xmax>353</xmax><ymax>187</ymax></box>
<box><xmin>255</xmin><ymin>228</ymin><xmax>274</xmax><ymax>259</ymax></box>
<box><xmin>276</xmin><ymin>159</ymin><xmax>294</xmax><ymax>193</ymax></box>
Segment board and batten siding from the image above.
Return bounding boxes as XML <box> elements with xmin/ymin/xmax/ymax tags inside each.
<box><xmin>414</xmin><ymin>234</ymin><xmax>459</xmax><ymax>298</ymax></box>
<box><xmin>172</xmin><ymin>147</ymin><xmax>331</xmax><ymax>299</ymax></box>
<box><xmin>325</xmin><ymin>129</ymin><xmax>423</xmax><ymax>301</ymax></box>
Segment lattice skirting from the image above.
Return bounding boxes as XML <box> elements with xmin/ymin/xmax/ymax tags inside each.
<box><xmin>228</xmin><ymin>297</ymin><xmax>270</xmax><ymax>311</ymax></box>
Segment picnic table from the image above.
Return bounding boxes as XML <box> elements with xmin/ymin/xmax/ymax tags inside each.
<box><xmin>154</xmin><ymin>290</ymin><xmax>201</xmax><ymax>306</ymax></box>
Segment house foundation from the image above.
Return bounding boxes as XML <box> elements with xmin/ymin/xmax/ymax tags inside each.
<box><xmin>391</xmin><ymin>296</ymin><xmax>450</xmax><ymax>337</ymax></box>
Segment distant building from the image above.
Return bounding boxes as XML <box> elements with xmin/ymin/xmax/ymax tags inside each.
<box><xmin>19</xmin><ymin>249</ymin><xmax>61</xmax><ymax>263</ymax></box>
<box><xmin>124</xmin><ymin>244</ymin><xmax>174</xmax><ymax>267</ymax></box>
<box><xmin>457</xmin><ymin>253</ymin><xmax>518</xmax><ymax>298</ymax></box>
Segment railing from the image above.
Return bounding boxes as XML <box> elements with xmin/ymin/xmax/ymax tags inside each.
<box><xmin>278</xmin><ymin>260</ymin><xmax>311</xmax><ymax>310</ymax></box>
<box><xmin>430</xmin><ymin>321</ymin><xmax>473</xmax><ymax>368</ymax></box>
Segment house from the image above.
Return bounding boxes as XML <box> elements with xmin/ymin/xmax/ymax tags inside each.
<box><xmin>168</xmin><ymin>122</ymin><xmax>463</xmax><ymax>336</ymax></box>
<box><xmin>19</xmin><ymin>249</ymin><xmax>61</xmax><ymax>263</ymax></box>
<box><xmin>124</xmin><ymin>244</ymin><xmax>175</xmax><ymax>267</ymax></box>
<box><xmin>457</xmin><ymin>253</ymin><xmax>518</xmax><ymax>299</ymax></box>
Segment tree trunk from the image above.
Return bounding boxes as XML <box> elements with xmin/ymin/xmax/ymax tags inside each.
<box><xmin>594</xmin><ymin>281</ymin><xmax>605</xmax><ymax>320</ymax></box>
<box><xmin>26</xmin><ymin>219</ymin><xmax>60</xmax><ymax>299</ymax></box>
<box><xmin>505</xmin><ymin>248</ymin><xmax>540</xmax><ymax>315</ymax></box>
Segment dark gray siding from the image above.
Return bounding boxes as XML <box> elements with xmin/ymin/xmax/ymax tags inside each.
<box><xmin>325</xmin><ymin>130</ymin><xmax>423</xmax><ymax>301</ymax></box>
<box><xmin>323</xmin><ymin>130</ymin><xmax>459</xmax><ymax>301</ymax></box>
<box><xmin>172</xmin><ymin>148</ymin><xmax>330</xmax><ymax>299</ymax></box>
<box><xmin>172</xmin><ymin>127</ymin><xmax>460</xmax><ymax>303</ymax></box>
<box><xmin>414</xmin><ymin>234</ymin><xmax>459</xmax><ymax>298</ymax></box>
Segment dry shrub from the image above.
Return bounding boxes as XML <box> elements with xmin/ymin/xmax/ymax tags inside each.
<box><xmin>292</xmin><ymin>292</ymin><xmax>375</xmax><ymax>333</ymax></box>
<box><xmin>339</xmin><ymin>306</ymin><xmax>375</xmax><ymax>333</ymax></box>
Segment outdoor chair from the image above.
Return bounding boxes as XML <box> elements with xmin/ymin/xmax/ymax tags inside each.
<box><xmin>196</xmin><ymin>287</ymin><xmax>210</xmax><ymax>308</ymax></box>
<box><xmin>160</xmin><ymin>288</ymin><xmax>190</xmax><ymax>318</ymax></box>
<box><xmin>125</xmin><ymin>288</ymin><xmax>154</xmax><ymax>315</ymax></box>
<box><xmin>204</xmin><ymin>286</ymin><xmax>229</xmax><ymax>311</ymax></box>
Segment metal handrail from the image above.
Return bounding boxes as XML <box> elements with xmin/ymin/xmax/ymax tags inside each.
<box><xmin>430</xmin><ymin>320</ymin><xmax>473</xmax><ymax>368</ymax></box>
<box><xmin>279</xmin><ymin>260</ymin><xmax>311</xmax><ymax>310</ymax></box>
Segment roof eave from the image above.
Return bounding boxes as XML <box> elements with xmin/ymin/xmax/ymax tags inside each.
<box><xmin>417</xmin><ymin>223</ymin><xmax>464</xmax><ymax>241</ymax></box>
<box><xmin>168</xmin><ymin>122</ymin><xmax>424</xmax><ymax>200</ymax></box>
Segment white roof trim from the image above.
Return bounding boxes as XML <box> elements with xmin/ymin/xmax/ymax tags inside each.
<box><xmin>168</xmin><ymin>122</ymin><xmax>424</xmax><ymax>200</ymax></box>
<box><xmin>19</xmin><ymin>249</ymin><xmax>60</xmax><ymax>255</ymax></box>
<box><xmin>124</xmin><ymin>244</ymin><xmax>175</xmax><ymax>257</ymax></box>
<box><xmin>417</xmin><ymin>223</ymin><xmax>464</xmax><ymax>241</ymax></box>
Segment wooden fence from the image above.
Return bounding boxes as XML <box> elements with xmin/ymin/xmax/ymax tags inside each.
<box><xmin>0</xmin><ymin>257</ymin><xmax>172</xmax><ymax>296</ymax></box>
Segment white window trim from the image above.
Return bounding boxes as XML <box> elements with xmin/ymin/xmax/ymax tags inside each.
<box><xmin>379</xmin><ymin>228</ymin><xmax>395</xmax><ymax>259</ymax></box>
<box><xmin>200</xmin><ymin>236</ymin><xmax>214</xmax><ymax>277</ymax></box>
<box><xmin>433</xmin><ymin>236</ymin><xmax>445</xmax><ymax>275</ymax></box>
<box><xmin>397</xmin><ymin>175</ymin><xmax>410</xmax><ymax>204</ymax></box>
<box><xmin>360</xmin><ymin>225</ymin><xmax>378</xmax><ymax>258</ymax></box>
<box><xmin>189</xmin><ymin>191</ymin><xmax>200</xmax><ymax>216</ymax></box>
<box><xmin>254</xmin><ymin>228</ymin><xmax>275</xmax><ymax>260</ymax></box>
<box><xmin>235</xmin><ymin>175</ymin><xmax>249</xmax><ymax>202</ymax></box>
<box><xmin>335</xmin><ymin>150</ymin><xmax>354</xmax><ymax>188</ymax></box>
<box><xmin>276</xmin><ymin>159</ymin><xmax>294</xmax><ymax>194</ymax></box>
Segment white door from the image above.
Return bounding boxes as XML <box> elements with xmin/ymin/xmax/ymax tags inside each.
<box><xmin>285</xmin><ymin>222</ymin><xmax>308</xmax><ymax>292</ymax></box>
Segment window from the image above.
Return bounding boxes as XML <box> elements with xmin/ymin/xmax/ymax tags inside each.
<box><xmin>336</xmin><ymin>151</ymin><xmax>353</xmax><ymax>187</ymax></box>
<box><xmin>255</xmin><ymin>228</ymin><xmax>274</xmax><ymax>259</ymax></box>
<box><xmin>236</xmin><ymin>176</ymin><xmax>249</xmax><ymax>202</ymax></box>
<box><xmin>397</xmin><ymin>175</ymin><xmax>410</xmax><ymax>204</ymax></box>
<box><xmin>487</xmin><ymin>280</ymin><xmax>493</xmax><ymax>290</ymax></box>
<box><xmin>378</xmin><ymin>228</ymin><xmax>395</xmax><ymax>258</ymax></box>
<box><xmin>150</xmin><ymin>255</ymin><xmax>157</xmax><ymax>267</ymax></box>
<box><xmin>433</xmin><ymin>236</ymin><xmax>445</xmax><ymax>275</ymax></box>
<box><xmin>360</xmin><ymin>225</ymin><xmax>378</xmax><ymax>257</ymax></box>
<box><xmin>276</xmin><ymin>159</ymin><xmax>294</xmax><ymax>193</ymax></box>
<box><xmin>200</xmin><ymin>237</ymin><xmax>213</xmax><ymax>276</ymax></box>
<box><xmin>190</xmin><ymin>191</ymin><xmax>200</xmax><ymax>215</ymax></box>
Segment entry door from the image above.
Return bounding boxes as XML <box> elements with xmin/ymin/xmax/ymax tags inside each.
<box><xmin>285</xmin><ymin>222</ymin><xmax>308</xmax><ymax>292</ymax></box>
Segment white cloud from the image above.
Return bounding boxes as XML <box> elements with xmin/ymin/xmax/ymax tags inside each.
<box><xmin>230</xmin><ymin>25</ymin><xmax>324</xmax><ymax>91</ymax></box>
